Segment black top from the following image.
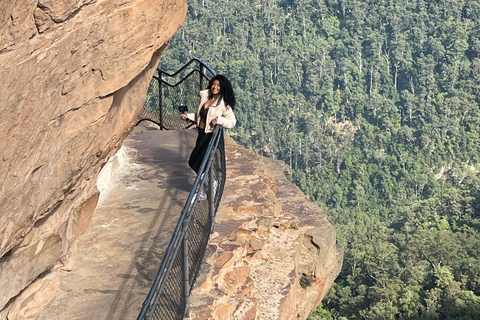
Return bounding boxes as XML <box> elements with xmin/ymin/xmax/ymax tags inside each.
<box><xmin>199</xmin><ymin>104</ymin><xmax>208</xmax><ymax>129</ymax></box>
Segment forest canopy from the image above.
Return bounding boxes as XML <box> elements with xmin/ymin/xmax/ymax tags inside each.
<box><xmin>160</xmin><ymin>0</ymin><xmax>480</xmax><ymax>319</ymax></box>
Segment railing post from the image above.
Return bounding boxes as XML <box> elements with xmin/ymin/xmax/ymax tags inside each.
<box><xmin>199</xmin><ymin>64</ymin><xmax>204</xmax><ymax>92</ymax></box>
<box><xmin>183</xmin><ymin>219</ymin><xmax>190</xmax><ymax>317</ymax></box>
<box><xmin>159</xmin><ymin>72</ymin><xmax>164</xmax><ymax>130</ymax></box>
<box><xmin>209</xmin><ymin>152</ymin><xmax>215</xmax><ymax>233</ymax></box>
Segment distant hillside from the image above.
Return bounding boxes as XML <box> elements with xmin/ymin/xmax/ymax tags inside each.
<box><xmin>161</xmin><ymin>0</ymin><xmax>480</xmax><ymax>319</ymax></box>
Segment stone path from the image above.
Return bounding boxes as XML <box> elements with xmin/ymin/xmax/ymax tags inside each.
<box><xmin>34</xmin><ymin>125</ymin><xmax>198</xmax><ymax>320</ymax></box>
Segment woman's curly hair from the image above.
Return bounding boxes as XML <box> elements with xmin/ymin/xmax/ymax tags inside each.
<box><xmin>207</xmin><ymin>74</ymin><xmax>236</xmax><ymax>110</ymax></box>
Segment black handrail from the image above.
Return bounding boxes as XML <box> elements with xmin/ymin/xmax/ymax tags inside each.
<box><xmin>157</xmin><ymin>57</ymin><xmax>216</xmax><ymax>84</ymax></box>
<box><xmin>136</xmin><ymin>59</ymin><xmax>225</xmax><ymax>320</ymax></box>
<box><xmin>137</xmin><ymin>58</ymin><xmax>216</xmax><ymax>130</ymax></box>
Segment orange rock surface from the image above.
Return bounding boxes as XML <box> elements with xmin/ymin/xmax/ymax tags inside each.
<box><xmin>188</xmin><ymin>137</ymin><xmax>343</xmax><ymax>319</ymax></box>
<box><xmin>0</xmin><ymin>0</ymin><xmax>187</xmax><ymax>311</ymax></box>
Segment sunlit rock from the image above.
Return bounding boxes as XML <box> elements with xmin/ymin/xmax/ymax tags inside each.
<box><xmin>188</xmin><ymin>137</ymin><xmax>343</xmax><ymax>319</ymax></box>
<box><xmin>0</xmin><ymin>0</ymin><xmax>187</xmax><ymax>310</ymax></box>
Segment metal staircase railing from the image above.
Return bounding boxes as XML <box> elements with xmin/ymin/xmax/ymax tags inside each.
<box><xmin>136</xmin><ymin>59</ymin><xmax>225</xmax><ymax>320</ymax></box>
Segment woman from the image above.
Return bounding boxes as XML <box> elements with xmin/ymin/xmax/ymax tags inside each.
<box><xmin>181</xmin><ymin>74</ymin><xmax>236</xmax><ymax>174</ymax></box>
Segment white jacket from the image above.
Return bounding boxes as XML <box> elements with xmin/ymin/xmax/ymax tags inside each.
<box><xmin>186</xmin><ymin>90</ymin><xmax>236</xmax><ymax>133</ymax></box>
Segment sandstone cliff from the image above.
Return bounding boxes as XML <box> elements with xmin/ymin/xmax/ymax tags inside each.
<box><xmin>0</xmin><ymin>0</ymin><xmax>187</xmax><ymax>310</ymax></box>
<box><xmin>0</xmin><ymin>125</ymin><xmax>342</xmax><ymax>319</ymax></box>
<box><xmin>188</xmin><ymin>136</ymin><xmax>343</xmax><ymax>319</ymax></box>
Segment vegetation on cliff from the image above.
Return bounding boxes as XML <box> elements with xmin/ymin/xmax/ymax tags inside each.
<box><xmin>160</xmin><ymin>0</ymin><xmax>480</xmax><ymax>318</ymax></box>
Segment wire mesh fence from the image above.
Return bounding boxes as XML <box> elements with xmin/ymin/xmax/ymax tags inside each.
<box><xmin>137</xmin><ymin>59</ymin><xmax>225</xmax><ymax>320</ymax></box>
<box><xmin>149</xmin><ymin>244</ymin><xmax>185</xmax><ymax>320</ymax></box>
<box><xmin>139</xmin><ymin>70</ymin><xmax>161</xmax><ymax>124</ymax></box>
<box><xmin>137</xmin><ymin>59</ymin><xmax>215</xmax><ymax>130</ymax></box>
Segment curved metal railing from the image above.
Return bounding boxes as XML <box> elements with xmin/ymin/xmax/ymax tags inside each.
<box><xmin>137</xmin><ymin>58</ymin><xmax>216</xmax><ymax>130</ymax></box>
<box><xmin>136</xmin><ymin>59</ymin><xmax>225</xmax><ymax>320</ymax></box>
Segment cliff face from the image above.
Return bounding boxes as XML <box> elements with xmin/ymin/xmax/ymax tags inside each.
<box><xmin>0</xmin><ymin>1</ymin><xmax>343</xmax><ymax>316</ymax></box>
<box><xmin>0</xmin><ymin>0</ymin><xmax>187</xmax><ymax>311</ymax></box>
<box><xmin>188</xmin><ymin>136</ymin><xmax>343</xmax><ymax>319</ymax></box>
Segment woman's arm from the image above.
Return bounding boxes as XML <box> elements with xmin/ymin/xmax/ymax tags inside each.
<box><xmin>216</xmin><ymin>106</ymin><xmax>236</xmax><ymax>129</ymax></box>
<box><xmin>186</xmin><ymin>112</ymin><xmax>196</xmax><ymax>122</ymax></box>
<box><xmin>181</xmin><ymin>113</ymin><xmax>196</xmax><ymax>122</ymax></box>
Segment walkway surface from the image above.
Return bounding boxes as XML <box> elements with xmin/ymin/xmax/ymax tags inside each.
<box><xmin>35</xmin><ymin>125</ymin><xmax>198</xmax><ymax>320</ymax></box>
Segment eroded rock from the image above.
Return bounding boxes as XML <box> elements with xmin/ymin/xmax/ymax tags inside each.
<box><xmin>0</xmin><ymin>0</ymin><xmax>187</xmax><ymax>311</ymax></box>
<box><xmin>187</xmin><ymin>137</ymin><xmax>343</xmax><ymax>319</ymax></box>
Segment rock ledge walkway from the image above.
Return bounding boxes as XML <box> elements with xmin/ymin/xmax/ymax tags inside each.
<box><xmin>34</xmin><ymin>125</ymin><xmax>197</xmax><ymax>320</ymax></box>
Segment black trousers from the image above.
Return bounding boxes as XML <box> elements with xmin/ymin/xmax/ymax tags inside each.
<box><xmin>188</xmin><ymin>128</ymin><xmax>213</xmax><ymax>174</ymax></box>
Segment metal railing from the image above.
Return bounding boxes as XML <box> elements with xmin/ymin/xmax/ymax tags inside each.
<box><xmin>136</xmin><ymin>59</ymin><xmax>225</xmax><ymax>320</ymax></box>
<box><xmin>137</xmin><ymin>57</ymin><xmax>216</xmax><ymax>130</ymax></box>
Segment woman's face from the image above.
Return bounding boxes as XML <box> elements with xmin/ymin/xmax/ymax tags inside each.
<box><xmin>211</xmin><ymin>80</ymin><xmax>221</xmax><ymax>96</ymax></box>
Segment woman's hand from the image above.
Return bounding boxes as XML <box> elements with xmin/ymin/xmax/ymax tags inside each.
<box><xmin>210</xmin><ymin>117</ymin><xmax>217</xmax><ymax>126</ymax></box>
<box><xmin>181</xmin><ymin>114</ymin><xmax>188</xmax><ymax>121</ymax></box>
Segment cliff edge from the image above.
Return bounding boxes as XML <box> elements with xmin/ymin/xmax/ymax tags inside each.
<box><xmin>188</xmin><ymin>136</ymin><xmax>343</xmax><ymax>319</ymax></box>
<box><xmin>0</xmin><ymin>0</ymin><xmax>342</xmax><ymax>317</ymax></box>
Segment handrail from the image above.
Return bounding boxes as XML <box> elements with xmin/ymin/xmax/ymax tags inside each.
<box><xmin>158</xmin><ymin>57</ymin><xmax>216</xmax><ymax>81</ymax></box>
<box><xmin>137</xmin><ymin>58</ymin><xmax>216</xmax><ymax>130</ymax></box>
<box><xmin>137</xmin><ymin>126</ymin><xmax>224</xmax><ymax>320</ymax></box>
<box><xmin>136</xmin><ymin>59</ymin><xmax>225</xmax><ymax>320</ymax></box>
